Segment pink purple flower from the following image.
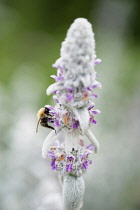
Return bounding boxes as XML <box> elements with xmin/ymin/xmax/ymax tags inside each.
<box><xmin>47</xmin><ymin>144</ymin><xmax>94</xmax><ymax>175</ymax></box>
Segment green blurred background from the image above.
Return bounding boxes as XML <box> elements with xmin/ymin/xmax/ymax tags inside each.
<box><xmin>0</xmin><ymin>0</ymin><xmax>140</xmax><ymax>210</ymax></box>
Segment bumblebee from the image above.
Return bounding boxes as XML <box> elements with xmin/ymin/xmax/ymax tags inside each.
<box><xmin>36</xmin><ymin>107</ymin><xmax>55</xmax><ymax>133</ymax></box>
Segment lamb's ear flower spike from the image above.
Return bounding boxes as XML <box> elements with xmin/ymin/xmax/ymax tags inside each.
<box><xmin>38</xmin><ymin>18</ymin><xmax>102</xmax><ymax>210</ymax></box>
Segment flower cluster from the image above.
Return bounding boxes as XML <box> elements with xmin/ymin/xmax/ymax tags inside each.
<box><xmin>47</xmin><ymin>142</ymin><xmax>94</xmax><ymax>176</ymax></box>
<box><xmin>51</xmin><ymin>61</ymin><xmax>101</xmax><ymax>109</ymax></box>
<box><xmin>45</xmin><ymin>104</ymin><xmax>100</xmax><ymax>131</ymax></box>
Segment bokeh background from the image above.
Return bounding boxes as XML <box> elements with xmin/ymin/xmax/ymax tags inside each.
<box><xmin>0</xmin><ymin>0</ymin><xmax>140</xmax><ymax>210</ymax></box>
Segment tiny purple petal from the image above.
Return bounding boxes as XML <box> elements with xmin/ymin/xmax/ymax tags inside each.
<box><xmin>87</xmin><ymin>87</ymin><xmax>92</xmax><ymax>91</ymax></box>
<box><xmin>88</xmin><ymin>105</ymin><xmax>95</xmax><ymax>110</ymax></box>
<box><xmin>52</xmin><ymin>165</ymin><xmax>56</xmax><ymax>170</ymax></box>
<box><xmin>91</xmin><ymin>110</ymin><xmax>101</xmax><ymax>114</ymax></box>
<box><xmin>66</xmin><ymin>164</ymin><xmax>73</xmax><ymax>172</ymax></box>
<box><xmin>81</xmin><ymin>153</ymin><xmax>89</xmax><ymax>159</ymax></box>
<box><xmin>92</xmin><ymin>94</ymin><xmax>98</xmax><ymax>98</ymax></box>
<box><xmin>92</xmin><ymin>84</ymin><xmax>98</xmax><ymax>88</ymax></box>
<box><xmin>72</xmin><ymin>121</ymin><xmax>79</xmax><ymax>129</ymax></box>
<box><xmin>92</xmin><ymin>120</ymin><xmax>97</xmax><ymax>124</ymax></box>
<box><xmin>50</xmin><ymin>159</ymin><xmax>56</xmax><ymax>170</ymax></box>
<box><xmin>82</xmin><ymin>161</ymin><xmax>88</xmax><ymax>170</ymax></box>
<box><xmin>90</xmin><ymin>118</ymin><xmax>97</xmax><ymax>124</ymax></box>
<box><xmin>54</xmin><ymin>120</ymin><xmax>60</xmax><ymax>127</ymax></box>
<box><xmin>48</xmin><ymin>151</ymin><xmax>57</xmax><ymax>159</ymax></box>
<box><xmin>67</xmin><ymin>156</ymin><xmax>74</xmax><ymax>161</ymax></box>
<box><xmin>50</xmin><ymin>111</ymin><xmax>57</xmax><ymax>115</ymax></box>
<box><xmin>52</xmin><ymin>64</ymin><xmax>63</xmax><ymax>70</ymax></box>
<box><xmin>50</xmin><ymin>75</ymin><xmax>58</xmax><ymax>81</ymax></box>
<box><xmin>94</xmin><ymin>58</ymin><xmax>102</xmax><ymax>65</ymax></box>
<box><xmin>45</xmin><ymin>105</ymin><xmax>55</xmax><ymax>111</ymax></box>
<box><xmin>66</xmin><ymin>94</ymin><xmax>74</xmax><ymax>102</ymax></box>
<box><xmin>53</xmin><ymin>90</ymin><xmax>57</xmax><ymax>94</ymax></box>
<box><xmin>85</xmin><ymin>144</ymin><xmax>95</xmax><ymax>151</ymax></box>
<box><xmin>58</xmin><ymin>71</ymin><xmax>63</xmax><ymax>76</ymax></box>
<box><xmin>57</xmin><ymin>76</ymin><xmax>63</xmax><ymax>81</ymax></box>
<box><xmin>92</xmin><ymin>83</ymin><xmax>101</xmax><ymax>89</ymax></box>
<box><xmin>67</xmin><ymin>87</ymin><xmax>74</xmax><ymax>92</ymax></box>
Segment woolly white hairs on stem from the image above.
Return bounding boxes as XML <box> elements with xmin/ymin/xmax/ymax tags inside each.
<box><xmin>63</xmin><ymin>175</ymin><xmax>85</xmax><ymax>210</ymax></box>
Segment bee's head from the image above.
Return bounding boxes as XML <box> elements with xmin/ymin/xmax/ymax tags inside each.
<box><xmin>37</xmin><ymin>107</ymin><xmax>45</xmax><ymax>118</ymax></box>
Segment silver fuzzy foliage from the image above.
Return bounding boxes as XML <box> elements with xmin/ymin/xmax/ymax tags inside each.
<box><xmin>62</xmin><ymin>175</ymin><xmax>85</xmax><ymax>210</ymax></box>
<box><xmin>56</xmin><ymin>18</ymin><xmax>96</xmax><ymax>88</ymax></box>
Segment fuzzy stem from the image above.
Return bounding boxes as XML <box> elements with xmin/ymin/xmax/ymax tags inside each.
<box><xmin>62</xmin><ymin>174</ymin><xmax>85</xmax><ymax>210</ymax></box>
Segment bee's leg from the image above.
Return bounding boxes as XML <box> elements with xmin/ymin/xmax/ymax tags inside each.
<box><xmin>47</xmin><ymin>113</ymin><xmax>52</xmax><ymax>116</ymax></box>
<box><xmin>46</xmin><ymin>124</ymin><xmax>56</xmax><ymax>133</ymax></box>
